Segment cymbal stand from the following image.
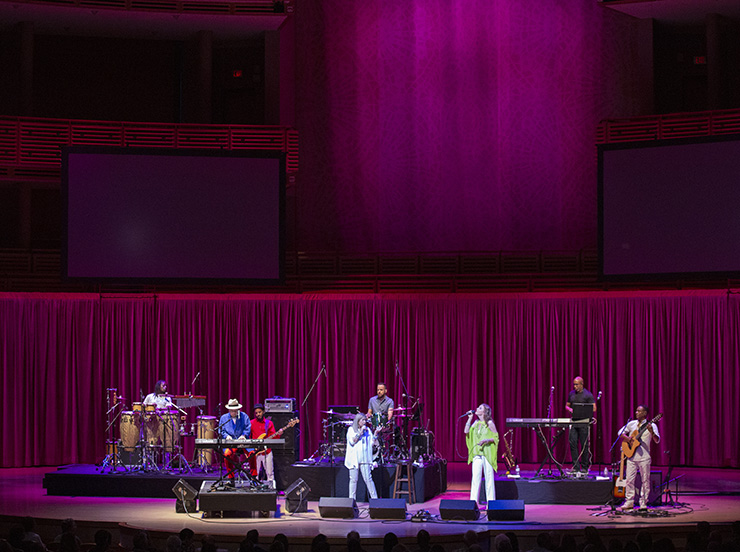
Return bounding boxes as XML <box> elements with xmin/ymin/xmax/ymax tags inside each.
<box><xmin>99</xmin><ymin>388</ymin><xmax>127</xmax><ymax>472</ymax></box>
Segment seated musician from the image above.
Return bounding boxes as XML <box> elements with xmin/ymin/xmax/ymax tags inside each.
<box><xmin>366</xmin><ymin>382</ymin><xmax>394</xmax><ymax>424</ymax></box>
<box><xmin>143</xmin><ymin>380</ymin><xmax>173</xmax><ymax>409</ymax></box>
<box><xmin>219</xmin><ymin>398</ymin><xmax>252</xmax><ymax>483</ymax></box>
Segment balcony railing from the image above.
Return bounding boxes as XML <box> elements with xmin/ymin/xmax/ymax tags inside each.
<box><xmin>0</xmin><ymin>116</ymin><xmax>298</xmax><ymax>181</ymax></box>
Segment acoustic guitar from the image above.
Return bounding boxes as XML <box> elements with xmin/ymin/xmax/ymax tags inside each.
<box><xmin>621</xmin><ymin>413</ymin><xmax>663</xmax><ymax>458</ymax></box>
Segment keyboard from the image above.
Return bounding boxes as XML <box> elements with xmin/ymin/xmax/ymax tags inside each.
<box><xmin>194</xmin><ymin>438</ymin><xmax>286</xmax><ymax>448</ymax></box>
<box><xmin>172</xmin><ymin>395</ymin><xmax>206</xmax><ymax>408</ymax></box>
<box><xmin>506</xmin><ymin>417</ymin><xmax>591</xmax><ymax>428</ymax></box>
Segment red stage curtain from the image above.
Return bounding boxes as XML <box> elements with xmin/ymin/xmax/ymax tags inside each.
<box><xmin>1</xmin><ymin>291</ymin><xmax>738</xmax><ymax>468</ymax></box>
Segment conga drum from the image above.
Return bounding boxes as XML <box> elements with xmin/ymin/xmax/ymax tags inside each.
<box><xmin>132</xmin><ymin>402</ymin><xmax>143</xmax><ymax>414</ymax></box>
<box><xmin>196</xmin><ymin>415</ymin><xmax>217</xmax><ymax>465</ymax></box>
<box><xmin>158</xmin><ymin>409</ymin><xmax>180</xmax><ymax>452</ymax></box>
<box><xmin>144</xmin><ymin>407</ymin><xmax>160</xmax><ymax>446</ymax></box>
<box><xmin>120</xmin><ymin>411</ymin><xmax>141</xmax><ymax>452</ymax></box>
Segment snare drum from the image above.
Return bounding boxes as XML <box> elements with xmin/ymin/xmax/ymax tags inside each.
<box><xmin>157</xmin><ymin>409</ymin><xmax>180</xmax><ymax>452</ymax></box>
<box><xmin>196</xmin><ymin>416</ymin><xmax>217</xmax><ymax>465</ymax></box>
<box><xmin>120</xmin><ymin>411</ymin><xmax>141</xmax><ymax>452</ymax></box>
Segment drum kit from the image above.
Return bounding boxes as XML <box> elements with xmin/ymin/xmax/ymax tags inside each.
<box><xmin>99</xmin><ymin>387</ymin><xmax>213</xmax><ymax>473</ymax></box>
<box><xmin>310</xmin><ymin>404</ymin><xmax>435</xmax><ymax>464</ymax></box>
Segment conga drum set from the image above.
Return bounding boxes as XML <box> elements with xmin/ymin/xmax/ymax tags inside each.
<box><xmin>100</xmin><ymin>388</ymin><xmax>195</xmax><ymax>473</ymax></box>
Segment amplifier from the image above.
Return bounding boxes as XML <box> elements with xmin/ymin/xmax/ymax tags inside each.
<box><xmin>264</xmin><ymin>397</ymin><xmax>297</xmax><ymax>412</ymax></box>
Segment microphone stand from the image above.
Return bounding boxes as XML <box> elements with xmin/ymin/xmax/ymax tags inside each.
<box><xmin>594</xmin><ymin>391</ymin><xmax>603</xmax><ymax>475</ymax></box>
<box><xmin>301</xmin><ymin>361</ymin><xmax>327</xmax><ymax>461</ymax></box>
<box><xmin>393</xmin><ymin>360</ymin><xmax>411</xmax><ymax>461</ymax></box>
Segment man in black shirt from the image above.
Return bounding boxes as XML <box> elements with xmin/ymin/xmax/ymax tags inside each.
<box><xmin>565</xmin><ymin>376</ymin><xmax>596</xmax><ymax>475</ymax></box>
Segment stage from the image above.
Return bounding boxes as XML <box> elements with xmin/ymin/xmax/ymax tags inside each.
<box><xmin>42</xmin><ymin>460</ymin><xmax>617</xmax><ymax>505</ymax></box>
<box><xmin>1</xmin><ymin>464</ymin><xmax>736</xmax><ymax>552</ymax></box>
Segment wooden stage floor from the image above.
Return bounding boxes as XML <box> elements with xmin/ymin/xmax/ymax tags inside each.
<box><xmin>1</xmin><ymin>464</ymin><xmax>739</xmax><ymax>552</ymax></box>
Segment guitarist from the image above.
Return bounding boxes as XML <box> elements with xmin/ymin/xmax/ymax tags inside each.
<box><xmin>249</xmin><ymin>403</ymin><xmax>277</xmax><ymax>486</ymax></box>
<box><xmin>618</xmin><ymin>405</ymin><xmax>661</xmax><ymax>511</ymax></box>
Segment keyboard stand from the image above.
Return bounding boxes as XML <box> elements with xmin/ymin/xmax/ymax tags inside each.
<box><xmin>533</xmin><ymin>425</ymin><xmax>566</xmax><ymax>478</ymax></box>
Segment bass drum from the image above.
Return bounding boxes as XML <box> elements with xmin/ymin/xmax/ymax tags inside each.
<box><xmin>120</xmin><ymin>411</ymin><xmax>141</xmax><ymax>452</ymax></box>
<box><xmin>196</xmin><ymin>416</ymin><xmax>218</xmax><ymax>465</ymax></box>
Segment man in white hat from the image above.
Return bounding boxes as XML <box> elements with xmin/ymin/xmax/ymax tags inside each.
<box><xmin>219</xmin><ymin>399</ymin><xmax>251</xmax><ymax>481</ymax></box>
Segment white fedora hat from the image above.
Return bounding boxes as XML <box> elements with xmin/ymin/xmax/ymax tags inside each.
<box><xmin>226</xmin><ymin>398</ymin><xmax>243</xmax><ymax>410</ymax></box>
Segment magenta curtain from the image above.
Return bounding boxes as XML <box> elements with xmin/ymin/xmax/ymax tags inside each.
<box><xmin>2</xmin><ymin>290</ymin><xmax>738</xmax><ymax>468</ymax></box>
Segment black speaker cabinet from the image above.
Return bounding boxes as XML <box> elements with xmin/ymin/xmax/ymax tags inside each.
<box><xmin>175</xmin><ymin>499</ymin><xmax>197</xmax><ymax>513</ymax></box>
<box><xmin>267</xmin><ymin>411</ymin><xmax>300</xmax><ymax>457</ymax></box>
<box><xmin>284</xmin><ymin>478</ymin><xmax>310</xmax><ymax>513</ymax></box>
<box><xmin>634</xmin><ymin>470</ymin><xmax>663</xmax><ymax>506</ymax></box>
<box><xmin>487</xmin><ymin>499</ymin><xmax>525</xmax><ymax>521</ymax></box>
<box><xmin>318</xmin><ymin>497</ymin><xmax>358</xmax><ymax>518</ymax></box>
<box><xmin>439</xmin><ymin>499</ymin><xmax>480</xmax><ymax>520</ymax></box>
<box><xmin>369</xmin><ymin>498</ymin><xmax>407</xmax><ymax>520</ymax></box>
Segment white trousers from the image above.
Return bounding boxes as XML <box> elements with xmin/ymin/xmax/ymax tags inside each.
<box><xmin>348</xmin><ymin>463</ymin><xmax>378</xmax><ymax>500</ymax></box>
<box><xmin>255</xmin><ymin>451</ymin><xmax>274</xmax><ymax>482</ymax></box>
<box><xmin>624</xmin><ymin>458</ymin><xmax>651</xmax><ymax>508</ymax></box>
<box><xmin>470</xmin><ymin>455</ymin><xmax>496</xmax><ymax>503</ymax></box>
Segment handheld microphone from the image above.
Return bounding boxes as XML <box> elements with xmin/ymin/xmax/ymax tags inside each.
<box><xmin>459</xmin><ymin>410</ymin><xmax>473</xmax><ymax>418</ymax></box>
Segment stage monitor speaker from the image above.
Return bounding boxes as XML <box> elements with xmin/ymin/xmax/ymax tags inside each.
<box><xmin>172</xmin><ymin>479</ymin><xmax>198</xmax><ymax>514</ymax></box>
<box><xmin>284</xmin><ymin>478</ymin><xmax>310</xmax><ymax>513</ymax></box>
<box><xmin>487</xmin><ymin>499</ymin><xmax>525</xmax><ymax>521</ymax></box>
<box><xmin>172</xmin><ymin>479</ymin><xmax>198</xmax><ymax>501</ymax></box>
<box><xmin>318</xmin><ymin>497</ymin><xmax>358</xmax><ymax>519</ymax></box>
<box><xmin>369</xmin><ymin>498</ymin><xmax>407</xmax><ymax>520</ymax></box>
<box><xmin>439</xmin><ymin>499</ymin><xmax>480</xmax><ymax>520</ymax></box>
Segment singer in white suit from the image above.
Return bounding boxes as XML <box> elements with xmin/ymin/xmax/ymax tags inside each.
<box><xmin>345</xmin><ymin>413</ymin><xmax>378</xmax><ymax>501</ymax></box>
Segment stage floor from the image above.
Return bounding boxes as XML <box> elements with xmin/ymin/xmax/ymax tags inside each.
<box><xmin>2</xmin><ymin>464</ymin><xmax>739</xmax><ymax>552</ymax></box>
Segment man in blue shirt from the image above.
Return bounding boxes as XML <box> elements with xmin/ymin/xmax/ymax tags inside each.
<box><xmin>219</xmin><ymin>398</ymin><xmax>251</xmax><ymax>482</ymax></box>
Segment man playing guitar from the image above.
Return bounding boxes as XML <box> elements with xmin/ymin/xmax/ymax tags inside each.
<box><xmin>617</xmin><ymin>404</ymin><xmax>661</xmax><ymax>511</ymax></box>
<box><xmin>249</xmin><ymin>403</ymin><xmax>299</xmax><ymax>487</ymax></box>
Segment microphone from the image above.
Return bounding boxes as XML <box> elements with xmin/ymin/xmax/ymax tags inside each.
<box><xmin>402</xmin><ymin>393</ymin><xmax>415</xmax><ymax>399</ymax></box>
<box><xmin>459</xmin><ymin>410</ymin><xmax>473</xmax><ymax>418</ymax></box>
<box><xmin>597</xmin><ymin>391</ymin><xmax>602</xmax><ymax>400</ymax></box>
<box><xmin>191</xmin><ymin>371</ymin><xmax>200</xmax><ymax>387</ymax></box>
<box><xmin>550</xmin><ymin>386</ymin><xmax>555</xmax><ymax>392</ymax></box>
